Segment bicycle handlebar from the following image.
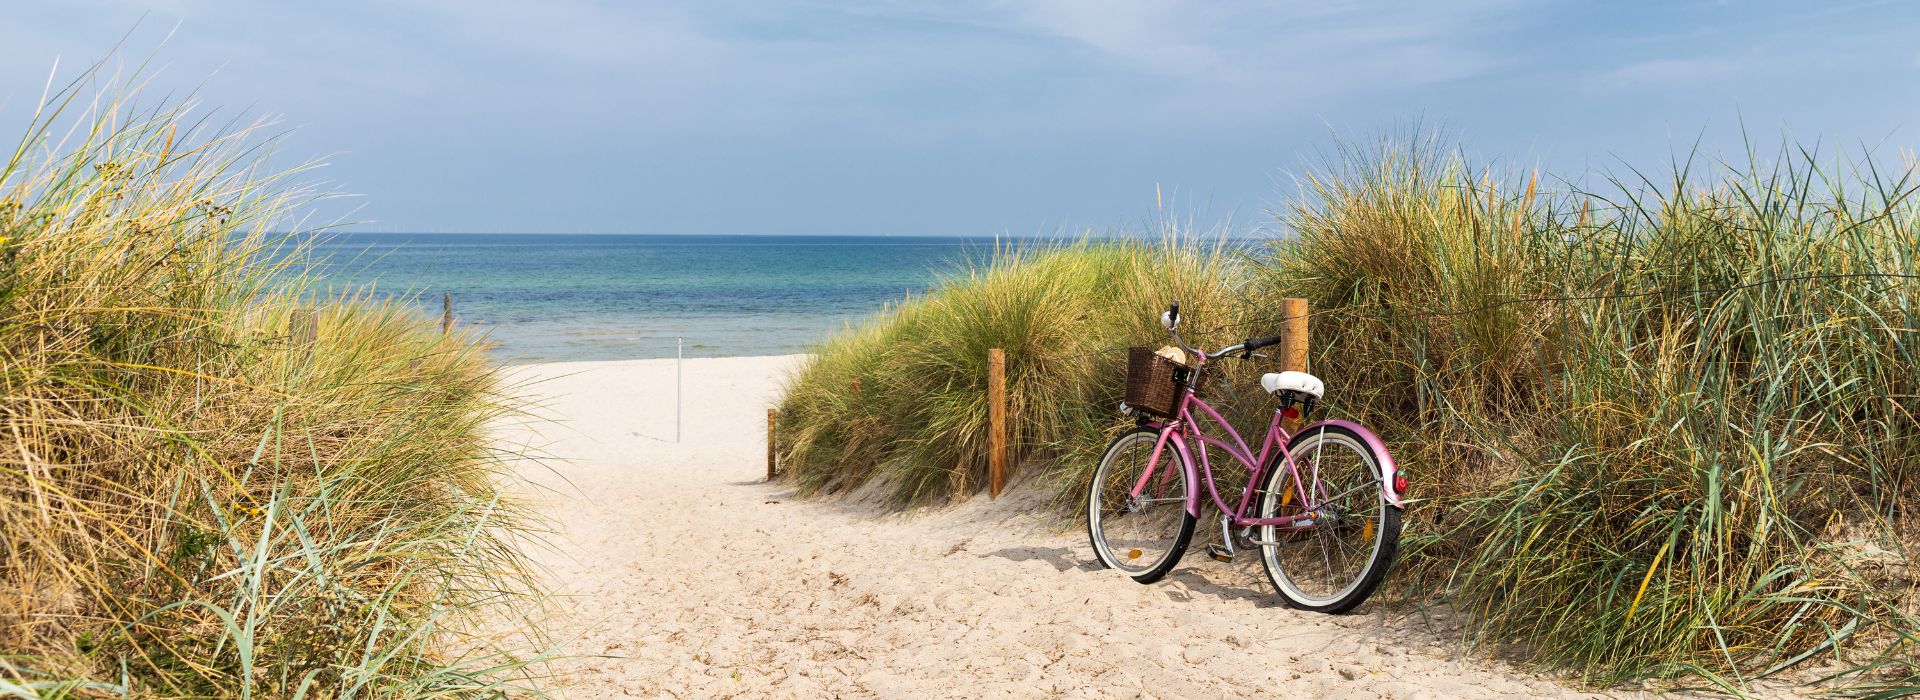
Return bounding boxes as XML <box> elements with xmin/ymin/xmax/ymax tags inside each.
<box><xmin>1241</xmin><ymin>335</ymin><xmax>1283</xmax><ymax>355</ymax></box>
<box><xmin>1201</xmin><ymin>337</ymin><xmax>1279</xmax><ymax>361</ymax></box>
<box><xmin>1162</xmin><ymin>301</ymin><xmax>1282</xmax><ymax>362</ymax></box>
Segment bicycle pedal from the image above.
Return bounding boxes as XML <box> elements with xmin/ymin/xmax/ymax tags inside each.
<box><xmin>1205</xmin><ymin>544</ymin><xmax>1235</xmax><ymax>563</ymax></box>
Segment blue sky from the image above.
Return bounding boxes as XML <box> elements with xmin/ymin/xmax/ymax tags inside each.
<box><xmin>3</xmin><ymin>1</ymin><xmax>1916</xmax><ymax>235</ymax></box>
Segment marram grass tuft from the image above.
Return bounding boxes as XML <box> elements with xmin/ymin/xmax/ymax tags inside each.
<box><xmin>776</xmin><ymin>236</ymin><xmax>1274</xmax><ymax>507</ymax></box>
<box><xmin>0</xmin><ymin>68</ymin><xmax>552</xmax><ymax>696</ymax></box>
<box><xmin>1260</xmin><ymin>136</ymin><xmax>1920</xmax><ymax>690</ymax></box>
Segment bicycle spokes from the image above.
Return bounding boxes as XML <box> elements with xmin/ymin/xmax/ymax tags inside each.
<box><xmin>1257</xmin><ymin>425</ymin><xmax>1400</xmax><ymax>612</ymax></box>
<box><xmin>1087</xmin><ymin>429</ymin><xmax>1195</xmax><ymax>581</ymax></box>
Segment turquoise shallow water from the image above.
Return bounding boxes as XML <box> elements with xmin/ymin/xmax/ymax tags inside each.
<box><xmin>300</xmin><ymin>233</ymin><xmax>998</xmax><ymax>362</ymax></box>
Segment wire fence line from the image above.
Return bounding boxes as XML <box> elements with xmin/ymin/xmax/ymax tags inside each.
<box><xmin>1025</xmin><ymin>270</ymin><xmax>1920</xmax><ymax>365</ymax></box>
<box><xmin>1192</xmin><ymin>270</ymin><xmax>1920</xmax><ymax>338</ymax></box>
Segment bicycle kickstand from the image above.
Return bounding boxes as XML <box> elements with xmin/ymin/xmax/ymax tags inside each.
<box><xmin>1205</xmin><ymin>513</ymin><xmax>1236</xmax><ymax>563</ymax></box>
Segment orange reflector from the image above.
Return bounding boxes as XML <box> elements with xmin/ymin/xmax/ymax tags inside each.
<box><xmin>1363</xmin><ymin>521</ymin><xmax>1375</xmax><ymax>541</ymax></box>
<box><xmin>1127</xmin><ymin>549</ymin><xmax>1143</xmax><ymax>559</ymax></box>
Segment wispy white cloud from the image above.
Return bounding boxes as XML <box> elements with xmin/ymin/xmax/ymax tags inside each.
<box><xmin>388</xmin><ymin>0</ymin><xmax>725</xmax><ymax>67</ymax></box>
<box><xmin>4</xmin><ymin>0</ymin><xmax>1913</xmax><ymax>234</ymax></box>
<box><xmin>973</xmin><ymin>0</ymin><xmax>1522</xmax><ymax>92</ymax></box>
<box><xmin>1001</xmin><ymin>0</ymin><xmax>1226</xmax><ymax>76</ymax></box>
<box><xmin>1597</xmin><ymin>57</ymin><xmax>1740</xmax><ymax>89</ymax></box>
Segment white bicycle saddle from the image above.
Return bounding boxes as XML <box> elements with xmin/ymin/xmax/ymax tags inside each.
<box><xmin>1260</xmin><ymin>371</ymin><xmax>1324</xmax><ymax>399</ymax></box>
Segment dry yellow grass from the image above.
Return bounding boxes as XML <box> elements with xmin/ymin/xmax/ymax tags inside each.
<box><xmin>1</xmin><ymin>65</ymin><xmax>550</xmax><ymax>697</ymax></box>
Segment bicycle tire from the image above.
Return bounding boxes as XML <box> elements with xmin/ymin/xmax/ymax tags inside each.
<box><xmin>1086</xmin><ymin>426</ymin><xmax>1196</xmax><ymax>583</ymax></box>
<box><xmin>1255</xmin><ymin>422</ymin><xmax>1401</xmax><ymax>613</ymax></box>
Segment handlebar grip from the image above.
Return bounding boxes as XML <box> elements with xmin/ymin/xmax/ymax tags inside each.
<box><xmin>1242</xmin><ymin>335</ymin><xmax>1283</xmax><ymax>355</ymax></box>
<box><xmin>1168</xmin><ymin>300</ymin><xmax>1180</xmax><ymax>326</ymax></box>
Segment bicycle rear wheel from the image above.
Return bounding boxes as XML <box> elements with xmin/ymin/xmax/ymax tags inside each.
<box><xmin>1086</xmin><ymin>427</ymin><xmax>1196</xmax><ymax>583</ymax></box>
<box><xmin>1255</xmin><ymin>423</ymin><xmax>1400</xmax><ymax>613</ymax></box>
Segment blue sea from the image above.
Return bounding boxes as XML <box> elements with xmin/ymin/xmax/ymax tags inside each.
<box><xmin>299</xmin><ymin>233</ymin><xmax>999</xmax><ymax>362</ymax></box>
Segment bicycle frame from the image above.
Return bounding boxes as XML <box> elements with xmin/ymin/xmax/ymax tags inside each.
<box><xmin>1126</xmin><ymin>352</ymin><xmax>1406</xmax><ymax>528</ymax></box>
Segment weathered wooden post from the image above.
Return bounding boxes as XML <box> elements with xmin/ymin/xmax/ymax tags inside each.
<box><xmin>988</xmin><ymin>348</ymin><xmax>1007</xmax><ymax>498</ymax></box>
<box><xmin>1280</xmin><ymin>298</ymin><xmax>1310</xmax><ymax>433</ymax></box>
<box><xmin>766</xmin><ymin>407</ymin><xmax>779</xmax><ymax>481</ymax></box>
<box><xmin>441</xmin><ymin>292</ymin><xmax>453</xmax><ymax>335</ymax></box>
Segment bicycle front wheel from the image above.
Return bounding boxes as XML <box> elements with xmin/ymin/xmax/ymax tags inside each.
<box><xmin>1255</xmin><ymin>423</ymin><xmax>1400</xmax><ymax>613</ymax></box>
<box><xmin>1086</xmin><ymin>427</ymin><xmax>1196</xmax><ymax>583</ymax></box>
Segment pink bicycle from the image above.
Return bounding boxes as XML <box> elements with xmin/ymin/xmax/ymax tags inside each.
<box><xmin>1086</xmin><ymin>301</ymin><xmax>1409</xmax><ymax>613</ymax></box>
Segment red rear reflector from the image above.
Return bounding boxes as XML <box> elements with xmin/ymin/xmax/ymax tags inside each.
<box><xmin>1393</xmin><ymin>474</ymin><xmax>1409</xmax><ymax>494</ymax></box>
<box><xmin>1281</xmin><ymin>407</ymin><xmax>1300</xmax><ymax>419</ymax></box>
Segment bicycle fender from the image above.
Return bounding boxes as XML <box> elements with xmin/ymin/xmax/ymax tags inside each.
<box><xmin>1297</xmin><ymin>419</ymin><xmax>1406</xmax><ymax>508</ymax></box>
<box><xmin>1156</xmin><ymin>428</ymin><xmax>1205</xmax><ymax>518</ymax></box>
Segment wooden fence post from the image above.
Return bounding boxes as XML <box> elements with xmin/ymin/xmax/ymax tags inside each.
<box><xmin>988</xmin><ymin>348</ymin><xmax>1006</xmax><ymax>498</ymax></box>
<box><xmin>766</xmin><ymin>407</ymin><xmax>779</xmax><ymax>481</ymax></box>
<box><xmin>441</xmin><ymin>292</ymin><xmax>454</xmax><ymax>335</ymax></box>
<box><xmin>1280</xmin><ymin>298</ymin><xmax>1310</xmax><ymax>433</ymax></box>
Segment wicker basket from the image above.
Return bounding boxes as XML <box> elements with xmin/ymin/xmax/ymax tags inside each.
<box><xmin>1124</xmin><ymin>347</ymin><xmax>1190</xmax><ymax>418</ymax></box>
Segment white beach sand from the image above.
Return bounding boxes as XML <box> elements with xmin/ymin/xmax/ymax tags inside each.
<box><xmin>498</xmin><ymin>355</ymin><xmax>1643</xmax><ymax>699</ymax></box>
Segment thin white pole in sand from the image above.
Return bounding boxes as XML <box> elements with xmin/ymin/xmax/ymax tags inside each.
<box><xmin>676</xmin><ymin>337</ymin><xmax>684</xmax><ymax>443</ymax></box>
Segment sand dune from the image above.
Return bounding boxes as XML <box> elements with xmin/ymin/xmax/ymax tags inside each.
<box><xmin>499</xmin><ymin>355</ymin><xmax>1643</xmax><ymax>699</ymax></box>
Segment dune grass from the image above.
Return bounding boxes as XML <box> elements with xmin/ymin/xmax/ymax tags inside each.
<box><xmin>0</xmin><ymin>69</ymin><xmax>550</xmax><ymax>696</ymax></box>
<box><xmin>778</xmin><ymin>136</ymin><xmax>1920</xmax><ymax>690</ymax></box>
<box><xmin>776</xmin><ymin>236</ymin><xmax>1274</xmax><ymax>506</ymax></box>
<box><xmin>1262</xmin><ymin>136</ymin><xmax>1920</xmax><ymax>690</ymax></box>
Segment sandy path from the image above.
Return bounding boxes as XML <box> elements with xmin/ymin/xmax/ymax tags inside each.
<box><xmin>499</xmin><ymin>355</ymin><xmax>1637</xmax><ymax>699</ymax></box>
